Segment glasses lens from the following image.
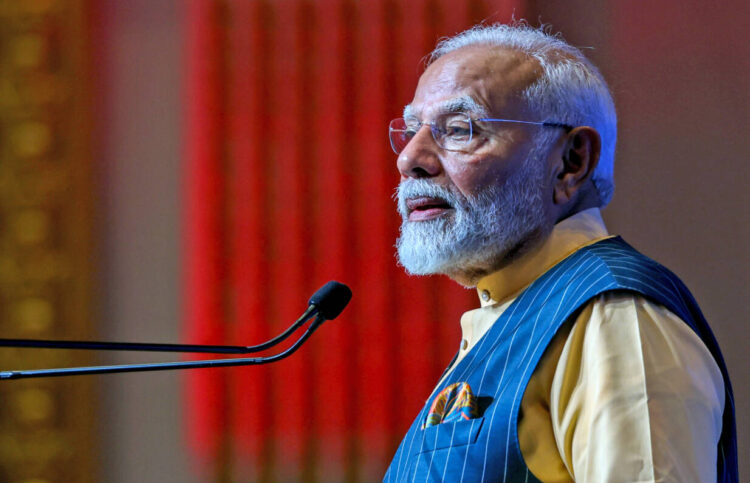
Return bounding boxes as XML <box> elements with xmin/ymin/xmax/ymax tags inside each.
<box><xmin>434</xmin><ymin>113</ymin><xmax>472</xmax><ymax>151</ymax></box>
<box><xmin>389</xmin><ymin>118</ymin><xmax>416</xmax><ymax>154</ymax></box>
<box><xmin>388</xmin><ymin>114</ymin><xmax>473</xmax><ymax>154</ymax></box>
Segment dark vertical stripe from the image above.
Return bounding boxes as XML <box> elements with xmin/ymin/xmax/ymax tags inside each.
<box><xmin>296</xmin><ymin>3</ymin><xmax>318</xmax><ymax>479</ymax></box>
<box><xmin>265</xmin><ymin>0</ymin><xmax>309</xmax><ymax>477</ymax></box>
<box><xmin>340</xmin><ymin>1</ymin><xmax>361</xmax><ymax>480</ymax></box>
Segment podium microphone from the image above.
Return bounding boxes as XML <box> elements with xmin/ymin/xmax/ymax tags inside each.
<box><xmin>0</xmin><ymin>281</ymin><xmax>352</xmax><ymax>380</ymax></box>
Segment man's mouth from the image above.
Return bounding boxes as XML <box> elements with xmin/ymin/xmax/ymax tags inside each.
<box><xmin>405</xmin><ymin>196</ymin><xmax>453</xmax><ymax>221</ymax></box>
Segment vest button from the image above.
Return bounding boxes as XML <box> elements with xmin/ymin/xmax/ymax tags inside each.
<box><xmin>461</xmin><ymin>339</ymin><xmax>468</xmax><ymax>350</ymax></box>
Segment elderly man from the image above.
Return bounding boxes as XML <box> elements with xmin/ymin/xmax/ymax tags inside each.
<box><xmin>384</xmin><ymin>24</ymin><xmax>736</xmax><ymax>482</ymax></box>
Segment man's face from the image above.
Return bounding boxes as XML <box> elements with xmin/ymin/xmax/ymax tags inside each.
<box><xmin>395</xmin><ymin>46</ymin><xmax>558</xmax><ymax>285</ymax></box>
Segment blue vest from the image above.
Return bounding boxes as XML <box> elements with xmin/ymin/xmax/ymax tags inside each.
<box><xmin>384</xmin><ymin>237</ymin><xmax>737</xmax><ymax>482</ymax></box>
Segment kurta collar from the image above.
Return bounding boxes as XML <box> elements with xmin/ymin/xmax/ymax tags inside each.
<box><xmin>475</xmin><ymin>208</ymin><xmax>611</xmax><ymax>307</ymax></box>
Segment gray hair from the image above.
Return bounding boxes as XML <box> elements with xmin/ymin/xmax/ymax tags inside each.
<box><xmin>429</xmin><ymin>22</ymin><xmax>617</xmax><ymax>206</ymax></box>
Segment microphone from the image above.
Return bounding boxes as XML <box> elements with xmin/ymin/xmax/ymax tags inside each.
<box><xmin>0</xmin><ymin>281</ymin><xmax>352</xmax><ymax>380</ymax></box>
<box><xmin>0</xmin><ymin>281</ymin><xmax>352</xmax><ymax>354</ymax></box>
<box><xmin>308</xmin><ymin>280</ymin><xmax>352</xmax><ymax>320</ymax></box>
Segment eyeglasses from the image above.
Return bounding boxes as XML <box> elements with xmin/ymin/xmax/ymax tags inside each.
<box><xmin>388</xmin><ymin>112</ymin><xmax>573</xmax><ymax>155</ymax></box>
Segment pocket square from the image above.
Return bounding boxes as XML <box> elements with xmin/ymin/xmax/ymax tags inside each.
<box><xmin>423</xmin><ymin>382</ymin><xmax>478</xmax><ymax>429</ymax></box>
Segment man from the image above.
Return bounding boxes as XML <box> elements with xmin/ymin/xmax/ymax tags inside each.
<box><xmin>384</xmin><ymin>23</ymin><xmax>736</xmax><ymax>482</ymax></box>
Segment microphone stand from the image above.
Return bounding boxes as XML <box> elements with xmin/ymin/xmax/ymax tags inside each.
<box><xmin>0</xmin><ymin>315</ymin><xmax>327</xmax><ymax>380</ymax></box>
<box><xmin>0</xmin><ymin>305</ymin><xmax>317</xmax><ymax>354</ymax></box>
<box><xmin>0</xmin><ymin>280</ymin><xmax>352</xmax><ymax>380</ymax></box>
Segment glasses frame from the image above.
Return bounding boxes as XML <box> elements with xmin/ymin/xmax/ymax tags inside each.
<box><xmin>388</xmin><ymin>113</ymin><xmax>573</xmax><ymax>155</ymax></box>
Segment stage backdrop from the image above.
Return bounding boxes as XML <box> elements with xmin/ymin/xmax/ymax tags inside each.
<box><xmin>182</xmin><ymin>0</ymin><xmax>520</xmax><ymax>480</ymax></box>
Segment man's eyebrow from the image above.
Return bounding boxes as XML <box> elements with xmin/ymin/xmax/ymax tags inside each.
<box><xmin>440</xmin><ymin>96</ymin><xmax>488</xmax><ymax>116</ymax></box>
<box><xmin>402</xmin><ymin>96</ymin><xmax>488</xmax><ymax>120</ymax></box>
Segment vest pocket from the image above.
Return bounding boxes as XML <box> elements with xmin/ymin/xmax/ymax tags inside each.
<box><xmin>417</xmin><ymin>417</ymin><xmax>484</xmax><ymax>453</ymax></box>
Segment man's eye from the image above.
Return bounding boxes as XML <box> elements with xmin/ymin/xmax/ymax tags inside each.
<box><xmin>444</xmin><ymin>123</ymin><xmax>471</xmax><ymax>139</ymax></box>
<box><xmin>403</xmin><ymin>128</ymin><xmax>418</xmax><ymax>139</ymax></box>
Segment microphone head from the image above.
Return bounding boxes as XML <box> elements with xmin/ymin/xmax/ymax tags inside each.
<box><xmin>309</xmin><ymin>281</ymin><xmax>352</xmax><ymax>320</ymax></box>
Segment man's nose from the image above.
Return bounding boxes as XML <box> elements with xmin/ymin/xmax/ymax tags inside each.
<box><xmin>396</xmin><ymin>126</ymin><xmax>443</xmax><ymax>179</ymax></box>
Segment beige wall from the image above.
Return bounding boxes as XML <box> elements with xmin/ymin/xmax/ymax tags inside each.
<box><xmin>96</xmin><ymin>1</ymin><xmax>195</xmax><ymax>481</ymax></box>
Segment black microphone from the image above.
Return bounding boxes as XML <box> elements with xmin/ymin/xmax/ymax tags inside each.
<box><xmin>0</xmin><ymin>281</ymin><xmax>352</xmax><ymax>380</ymax></box>
<box><xmin>0</xmin><ymin>281</ymin><xmax>352</xmax><ymax>354</ymax></box>
<box><xmin>308</xmin><ymin>280</ymin><xmax>352</xmax><ymax>320</ymax></box>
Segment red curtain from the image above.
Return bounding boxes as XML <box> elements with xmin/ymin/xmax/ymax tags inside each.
<box><xmin>183</xmin><ymin>1</ymin><xmax>521</xmax><ymax>479</ymax></box>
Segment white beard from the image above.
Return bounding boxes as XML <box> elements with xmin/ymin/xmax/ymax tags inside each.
<box><xmin>395</xmin><ymin>147</ymin><xmax>548</xmax><ymax>284</ymax></box>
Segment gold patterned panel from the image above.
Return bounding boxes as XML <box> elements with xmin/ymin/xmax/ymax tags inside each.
<box><xmin>0</xmin><ymin>1</ymin><xmax>96</xmax><ymax>482</ymax></box>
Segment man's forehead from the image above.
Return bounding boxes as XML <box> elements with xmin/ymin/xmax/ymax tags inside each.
<box><xmin>406</xmin><ymin>46</ymin><xmax>541</xmax><ymax>119</ymax></box>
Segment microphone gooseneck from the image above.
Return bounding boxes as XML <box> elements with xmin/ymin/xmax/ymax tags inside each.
<box><xmin>0</xmin><ymin>281</ymin><xmax>352</xmax><ymax>380</ymax></box>
<box><xmin>0</xmin><ymin>316</ymin><xmax>328</xmax><ymax>380</ymax></box>
<box><xmin>0</xmin><ymin>281</ymin><xmax>352</xmax><ymax>354</ymax></box>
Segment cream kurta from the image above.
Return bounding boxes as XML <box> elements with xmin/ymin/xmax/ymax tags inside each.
<box><xmin>443</xmin><ymin>208</ymin><xmax>724</xmax><ymax>482</ymax></box>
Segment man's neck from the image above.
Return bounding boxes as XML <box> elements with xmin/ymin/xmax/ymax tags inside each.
<box><xmin>555</xmin><ymin>185</ymin><xmax>602</xmax><ymax>224</ymax></box>
<box><xmin>473</xmin><ymin>208</ymin><xmax>610</xmax><ymax>305</ymax></box>
<box><xmin>445</xmin><ymin>223</ymin><xmax>554</xmax><ymax>288</ymax></box>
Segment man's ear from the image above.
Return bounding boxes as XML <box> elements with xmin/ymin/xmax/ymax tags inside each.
<box><xmin>552</xmin><ymin>126</ymin><xmax>601</xmax><ymax>205</ymax></box>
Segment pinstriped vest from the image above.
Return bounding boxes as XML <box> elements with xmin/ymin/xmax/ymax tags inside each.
<box><xmin>384</xmin><ymin>237</ymin><xmax>737</xmax><ymax>483</ymax></box>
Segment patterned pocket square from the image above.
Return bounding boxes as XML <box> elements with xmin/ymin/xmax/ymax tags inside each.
<box><xmin>423</xmin><ymin>382</ymin><xmax>478</xmax><ymax>429</ymax></box>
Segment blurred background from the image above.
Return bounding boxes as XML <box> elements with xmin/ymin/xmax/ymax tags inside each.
<box><xmin>0</xmin><ymin>0</ymin><xmax>746</xmax><ymax>481</ymax></box>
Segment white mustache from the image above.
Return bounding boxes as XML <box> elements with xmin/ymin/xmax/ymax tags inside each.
<box><xmin>396</xmin><ymin>179</ymin><xmax>462</xmax><ymax>218</ymax></box>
